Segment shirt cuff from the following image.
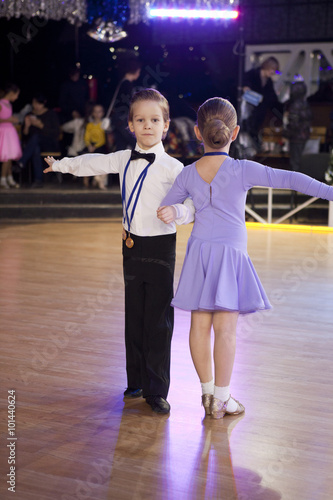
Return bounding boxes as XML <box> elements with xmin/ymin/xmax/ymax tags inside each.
<box><xmin>173</xmin><ymin>198</ymin><xmax>195</xmax><ymax>225</ymax></box>
<box><xmin>52</xmin><ymin>161</ymin><xmax>60</xmax><ymax>171</ymax></box>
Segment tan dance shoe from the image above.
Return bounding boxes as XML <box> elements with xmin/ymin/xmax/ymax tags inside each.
<box><xmin>201</xmin><ymin>394</ymin><xmax>213</xmax><ymax>416</ymax></box>
<box><xmin>210</xmin><ymin>395</ymin><xmax>245</xmax><ymax>419</ymax></box>
<box><xmin>210</xmin><ymin>396</ymin><xmax>228</xmax><ymax>419</ymax></box>
<box><xmin>224</xmin><ymin>395</ymin><xmax>245</xmax><ymax>416</ymax></box>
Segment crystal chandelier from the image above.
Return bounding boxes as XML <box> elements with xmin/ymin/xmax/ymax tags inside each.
<box><xmin>0</xmin><ymin>0</ymin><xmax>87</xmax><ymax>24</ymax></box>
<box><xmin>87</xmin><ymin>19</ymin><xmax>128</xmax><ymax>43</ymax></box>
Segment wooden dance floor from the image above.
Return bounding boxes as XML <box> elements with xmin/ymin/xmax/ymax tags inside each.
<box><xmin>0</xmin><ymin>219</ymin><xmax>333</xmax><ymax>500</ymax></box>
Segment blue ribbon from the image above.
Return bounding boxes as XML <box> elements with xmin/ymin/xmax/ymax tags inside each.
<box><xmin>203</xmin><ymin>152</ymin><xmax>229</xmax><ymax>157</ymax></box>
<box><xmin>121</xmin><ymin>156</ymin><xmax>153</xmax><ymax>233</ymax></box>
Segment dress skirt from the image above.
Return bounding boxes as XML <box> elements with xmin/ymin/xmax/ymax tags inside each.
<box><xmin>0</xmin><ymin>123</ymin><xmax>22</xmax><ymax>162</ymax></box>
<box><xmin>172</xmin><ymin>235</ymin><xmax>272</xmax><ymax>314</ymax></box>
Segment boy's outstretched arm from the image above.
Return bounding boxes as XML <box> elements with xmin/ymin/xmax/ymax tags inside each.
<box><xmin>43</xmin><ymin>151</ymin><xmax>121</xmax><ymax>177</ymax></box>
<box><xmin>43</xmin><ymin>156</ymin><xmax>56</xmax><ymax>173</ymax></box>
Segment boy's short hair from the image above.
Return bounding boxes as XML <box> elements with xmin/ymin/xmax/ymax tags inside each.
<box><xmin>128</xmin><ymin>89</ymin><xmax>170</xmax><ymax>124</ymax></box>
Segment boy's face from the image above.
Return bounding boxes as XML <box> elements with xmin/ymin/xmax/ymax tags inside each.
<box><xmin>128</xmin><ymin>100</ymin><xmax>169</xmax><ymax>150</ymax></box>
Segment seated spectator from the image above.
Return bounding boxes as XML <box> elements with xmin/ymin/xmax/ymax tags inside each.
<box><xmin>18</xmin><ymin>94</ymin><xmax>60</xmax><ymax>187</ymax></box>
<box><xmin>81</xmin><ymin>103</ymin><xmax>110</xmax><ymax>190</ymax></box>
<box><xmin>60</xmin><ymin>101</ymin><xmax>95</xmax><ymax>157</ymax></box>
<box><xmin>164</xmin><ymin>117</ymin><xmax>203</xmax><ymax>158</ymax></box>
<box><xmin>61</xmin><ymin>116</ymin><xmax>86</xmax><ymax>157</ymax></box>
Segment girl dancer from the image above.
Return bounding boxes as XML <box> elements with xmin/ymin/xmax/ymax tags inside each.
<box><xmin>158</xmin><ymin>97</ymin><xmax>333</xmax><ymax>419</ymax></box>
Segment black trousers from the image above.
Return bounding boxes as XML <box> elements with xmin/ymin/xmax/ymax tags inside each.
<box><xmin>122</xmin><ymin>232</ymin><xmax>176</xmax><ymax>399</ymax></box>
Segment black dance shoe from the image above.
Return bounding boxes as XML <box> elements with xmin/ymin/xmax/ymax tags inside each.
<box><xmin>123</xmin><ymin>388</ymin><xmax>143</xmax><ymax>398</ymax></box>
<box><xmin>145</xmin><ymin>396</ymin><xmax>170</xmax><ymax>414</ymax></box>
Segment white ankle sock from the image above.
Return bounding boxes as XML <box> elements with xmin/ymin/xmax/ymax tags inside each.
<box><xmin>7</xmin><ymin>175</ymin><xmax>16</xmax><ymax>185</ymax></box>
<box><xmin>201</xmin><ymin>379</ymin><xmax>214</xmax><ymax>395</ymax></box>
<box><xmin>214</xmin><ymin>385</ymin><xmax>238</xmax><ymax>412</ymax></box>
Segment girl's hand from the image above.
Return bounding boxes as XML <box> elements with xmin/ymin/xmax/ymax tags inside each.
<box><xmin>43</xmin><ymin>156</ymin><xmax>56</xmax><ymax>173</ymax></box>
<box><xmin>10</xmin><ymin>116</ymin><xmax>20</xmax><ymax>124</ymax></box>
<box><xmin>157</xmin><ymin>206</ymin><xmax>177</xmax><ymax>224</ymax></box>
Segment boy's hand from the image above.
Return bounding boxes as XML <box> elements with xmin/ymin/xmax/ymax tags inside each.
<box><xmin>157</xmin><ymin>206</ymin><xmax>177</xmax><ymax>224</ymax></box>
<box><xmin>43</xmin><ymin>156</ymin><xmax>56</xmax><ymax>173</ymax></box>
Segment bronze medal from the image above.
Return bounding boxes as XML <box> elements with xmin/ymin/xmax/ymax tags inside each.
<box><xmin>122</xmin><ymin>228</ymin><xmax>127</xmax><ymax>241</ymax></box>
<box><xmin>125</xmin><ymin>236</ymin><xmax>134</xmax><ymax>248</ymax></box>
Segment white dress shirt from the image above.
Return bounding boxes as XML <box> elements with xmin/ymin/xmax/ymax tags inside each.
<box><xmin>51</xmin><ymin>142</ymin><xmax>194</xmax><ymax>237</ymax></box>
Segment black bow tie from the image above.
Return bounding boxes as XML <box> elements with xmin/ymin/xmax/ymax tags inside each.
<box><xmin>130</xmin><ymin>150</ymin><xmax>156</xmax><ymax>163</ymax></box>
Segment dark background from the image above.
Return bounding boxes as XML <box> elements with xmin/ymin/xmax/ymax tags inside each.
<box><xmin>1</xmin><ymin>0</ymin><xmax>332</xmax><ymax>114</ymax></box>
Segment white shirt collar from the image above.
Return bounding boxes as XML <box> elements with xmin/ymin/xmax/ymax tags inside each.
<box><xmin>135</xmin><ymin>141</ymin><xmax>165</xmax><ymax>161</ymax></box>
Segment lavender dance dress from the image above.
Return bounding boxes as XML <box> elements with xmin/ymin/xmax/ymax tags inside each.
<box><xmin>0</xmin><ymin>99</ymin><xmax>22</xmax><ymax>162</ymax></box>
<box><xmin>162</xmin><ymin>157</ymin><xmax>333</xmax><ymax>314</ymax></box>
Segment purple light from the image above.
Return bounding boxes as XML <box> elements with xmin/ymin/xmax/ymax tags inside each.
<box><xmin>149</xmin><ymin>8</ymin><xmax>239</xmax><ymax>20</ymax></box>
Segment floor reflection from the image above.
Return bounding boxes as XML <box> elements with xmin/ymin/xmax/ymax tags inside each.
<box><xmin>106</xmin><ymin>398</ymin><xmax>281</xmax><ymax>499</ymax></box>
<box><xmin>107</xmin><ymin>397</ymin><xmax>171</xmax><ymax>500</ymax></box>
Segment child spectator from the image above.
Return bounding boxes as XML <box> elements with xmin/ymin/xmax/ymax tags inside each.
<box><xmin>0</xmin><ymin>83</ymin><xmax>22</xmax><ymax>188</ymax></box>
<box><xmin>82</xmin><ymin>103</ymin><xmax>110</xmax><ymax>189</ymax></box>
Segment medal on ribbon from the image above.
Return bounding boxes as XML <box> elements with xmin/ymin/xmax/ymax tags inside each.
<box><xmin>125</xmin><ymin>236</ymin><xmax>134</xmax><ymax>248</ymax></box>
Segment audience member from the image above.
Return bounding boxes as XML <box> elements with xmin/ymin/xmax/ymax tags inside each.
<box><xmin>0</xmin><ymin>83</ymin><xmax>22</xmax><ymax>188</ymax></box>
<box><xmin>61</xmin><ymin>101</ymin><xmax>95</xmax><ymax>157</ymax></box>
<box><xmin>18</xmin><ymin>93</ymin><xmax>60</xmax><ymax>187</ymax></box>
<box><xmin>58</xmin><ymin>66</ymin><xmax>89</xmax><ymax>123</ymax></box>
<box><xmin>283</xmin><ymin>80</ymin><xmax>312</xmax><ymax>171</ymax></box>
<box><xmin>110</xmin><ymin>58</ymin><xmax>142</xmax><ymax>151</ymax></box>
<box><xmin>242</xmin><ymin>57</ymin><xmax>282</xmax><ymax>149</ymax></box>
<box><xmin>82</xmin><ymin>103</ymin><xmax>110</xmax><ymax>189</ymax></box>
